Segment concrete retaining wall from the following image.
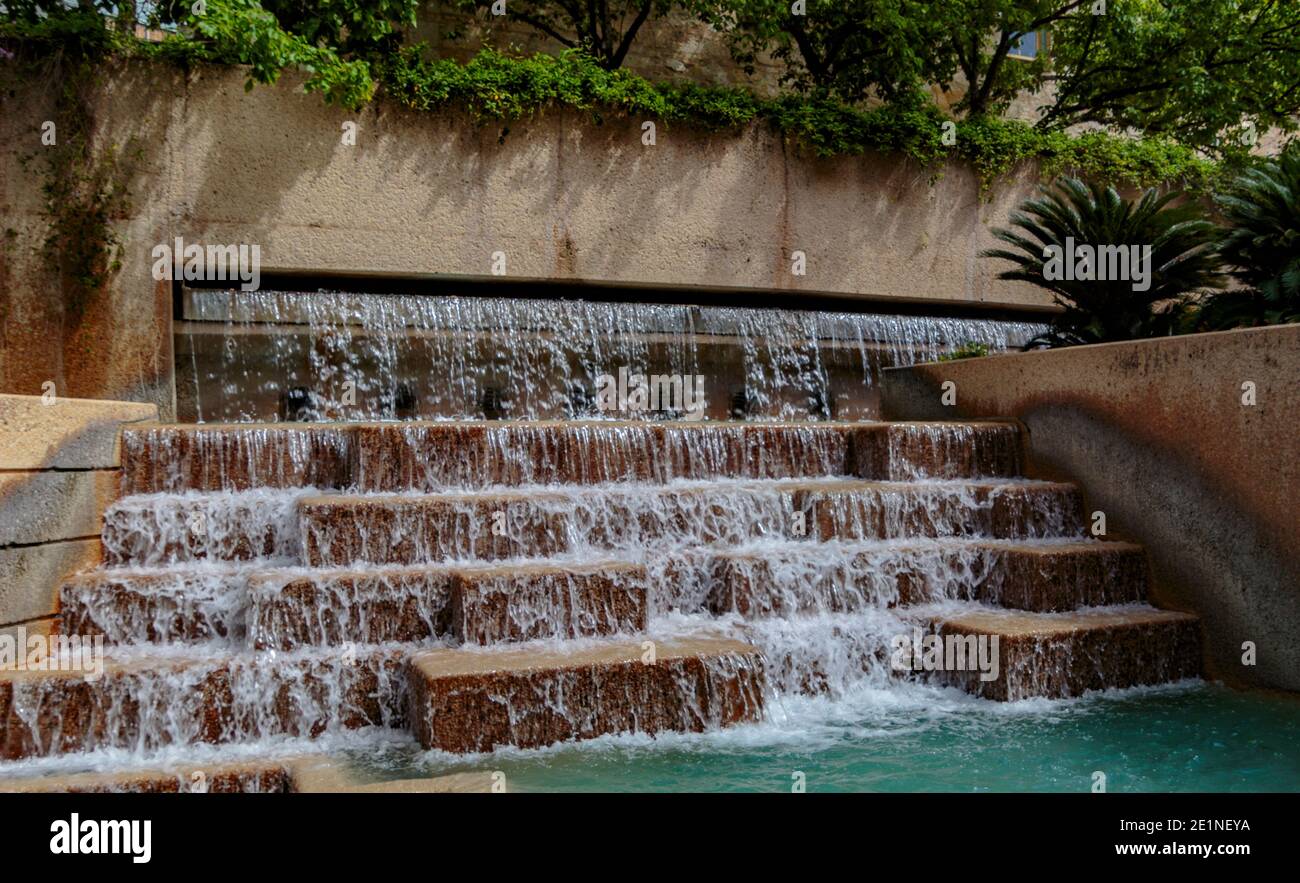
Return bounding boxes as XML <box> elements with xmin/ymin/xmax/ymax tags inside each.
<box><xmin>0</xmin><ymin>59</ymin><xmax>1052</xmax><ymax>419</ymax></box>
<box><xmin>0</xmin><ymin>394</ymin><xmax>157</xmax><ymax>640</ymax></box>
<box><xmin>880</xmin><ymin>325</ymin><xmax>1300</xmax><ymax>691</ymax></box>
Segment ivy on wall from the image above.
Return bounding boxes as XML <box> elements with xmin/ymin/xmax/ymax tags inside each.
<box><xmin>3</xmin><ymin>12</ymin><xmax>139</xmax><ymax>319</ymax></box>
<box><xmin>374</xmin><ymin>46</ymin><xmax>1222</xmax><ymax>193</ymax></box>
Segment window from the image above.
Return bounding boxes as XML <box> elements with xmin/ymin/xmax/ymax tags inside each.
<box><xmin>1008</xmin><ymin>30</ymin><xmax>1046</xmax><ymax>59</ymax></box>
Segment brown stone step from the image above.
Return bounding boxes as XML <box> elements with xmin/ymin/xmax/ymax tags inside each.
<box><xmin>927</xmin><ymin>606</ymin><xmax>1201</xmax><ymax>701</ymax></box>
<box><xmin>974</xmin><ymin>541</ymin><xmax>1148</xmax><ymax>611</ymax></box>
<box><xmin>795</xmin><ymin>479</ymin><xmax>1084</xmax><ymax>541</ymax></box>
<box><xmin>60</xmin><ymin>567</ymin><xmax>251</xmax><ymax>645</ymax></box>
<box><xmin>848</xmin><ymin>421</ymin><xmax>1021</xmax><ymax>480</ymax></box>
<box><xmin>301</xmin><ymin>479</ymin><xmax>1085</xmax><ymax>566</ymax></box>
<box><xmin>120</xmin><ymin>424</ymin><xmax>356</xmax><ymax>494</ymax></box>
<box><xmin>0</xmin><ymin>647</ymin><xmax>407</xmax><ymax>760</ymax></box>
<box><xmin>246</xmin><ymin>562</ymin><xmax>647</xmax><ymax>650</ymax></box>
<box><xmin>405</xmin><ymin>635</ymin><xmax>765</xmax><ymax>753</ymax></box>
<box><xmin>101</xmin><ymin>490</ymin><xmax>304</xmax><ymax>566</ymax></box>
<box><xmin>447</xmin><ymin>562</ymin><xmax>648</xmax><ymax>645</ymax></box>
<box><xmin>247</xmin><ymin>567</ymin><xmax>455</xmax><ymax>650</ymax></box>
<box><xmin>120</xmin><ymin>419</ymin><xmax>1023</xmax><ymax>494</ymax></box>
<box><xmin>300</xmin><ymin>492</ymin><xmax>573</xmax><ymax>565</ymax></box>
<box><xmin>355</xmin><ymin>421</ymin><xmax>873</xmax><ymax>491</ymax></box>
<box><xmin>706</xmin><ymin>539</ymin><xmax>1146</xmax><ymax>618</ymax></box>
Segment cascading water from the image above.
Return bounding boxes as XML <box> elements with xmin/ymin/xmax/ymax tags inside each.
<box><xmin>3</xmin><ymin>360</ymin><xmax>1213</xmax><ymax>789</ymax></box>
<box><xmin>175</xmin><ymin>288</ymin><xmax>1046</xmax><ymax>423</ymax></box>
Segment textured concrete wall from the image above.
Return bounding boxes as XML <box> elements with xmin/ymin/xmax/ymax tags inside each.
<box><xmin>0</xmin><ymin>394</ymin><xmax>157</xmax><ymax>638</ymax></box>
<box><xmin>0</xmin><ymin>59</ymin><xmax>1052</xmax><ymax>419</ymax></box>
<box><xmin>880</xmin><ymin>326</ymin><xmax>1300</xmax><ymax>691</ymax></box>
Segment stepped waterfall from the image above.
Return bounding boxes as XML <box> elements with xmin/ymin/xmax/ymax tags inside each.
<box><xmin>0</xmin><ymin>291</ymin><xmax>1211</xmax><ymax>791</ymax></box>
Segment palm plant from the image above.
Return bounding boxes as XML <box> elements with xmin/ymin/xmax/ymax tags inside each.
<box><xmin>982</xmin><ymin>177</ymin><xmax>1223</xmax><ymax>347</ymax></box>
<box><xmin>1199</xmin><ymin>146</ymin><xmax>1300</xmax><ymax>329</ymax></box>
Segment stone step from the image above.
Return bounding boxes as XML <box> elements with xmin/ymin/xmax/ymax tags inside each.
<box><xmin>0</xmin><ymin>759</ymin><xmax>294</xmax><ymax>793</ymax></box>
<box><xmin>927</xmin><ymin>606</ymin><xmax>1201</xmax><ymax>701</ymax></box>
<box><xmin>121</xmin><ymin>424</ymin><xmax>355</xmax><ymax>494</ymax></box>
<box><xmin>405</xmin><ymin>634</ymin><xmax>765</xmax><ymax>753</ymax></box>
<box><xmin>848</xmin><ymin>421</ymin><xmax>1021</xmax><ymax>480</ymax></box>
<box><xmin>101</xmin><ymin>490</ymin><xmax>305</xmax><ymax>566</ymax></box>
<box><xmin>446</xmin><ymin>562</ymin><xmax>648</xmax><ymax>646</ymax></box>
<box><xmin>300</xmin><ymin>479</ymin><xmax>1083</xmax><ymax>566</ymax></box>
<box><xmin>355</xmin><ymin>421</ymin><xmax>874</xmax><ymax>491</ymax></box>
<box><xmin>247</xmin><ymin>567</ymin><xmax>453</xmax><ymax>650</ymax></box>
<box><xmin>0</xmin><ymin>647</ymin><xmax>408</xmax><ymax>760</ymax></box>
<box><xmin>0</xmin><ymin>754</ymin><xmax>494</xmax><ymax>793</ymax></box>
<box><xmin>706</xmin><ymin>539</ymin><xmax>1146</xmax><ymax>618</ymax></box>
<box><xmin>247</xmin><ymin>561</ymin><xmax>648</xmax><ymax>650</ymax></box>
<box><xmin>119</xmin><ymin>419</ymin><xmax>1026</xmax><ymax>495</ymax></box>
<box><xmin>59</xmin><ymin>567</ymin><xmax>251</xmax><ymax>645</ymax></box>
<box><xmin>794</xmin><ymin>480</ymin><xmax>1084</xmax><ymax>541</ymax></box>
<box><xmin>288</xmin><ymin>755</ymin><xmax>495</xmax><ymax>792</ymax></box>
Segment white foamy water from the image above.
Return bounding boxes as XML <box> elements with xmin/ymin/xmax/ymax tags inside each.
<box><xmin>2</xmin><ymin>400</ymin><xmax>1192</xmax><ymax>786</ymax></box>
<box><xmin>176</xmin><ymin>289</ymin><xmax>1046</xmax><ymax>422</ymax></box>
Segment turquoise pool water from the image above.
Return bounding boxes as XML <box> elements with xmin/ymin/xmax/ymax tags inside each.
<box><xmin>359</xmin><ymin>681</ymin><xmax>1300</xmax><ymax>792</ymax></box>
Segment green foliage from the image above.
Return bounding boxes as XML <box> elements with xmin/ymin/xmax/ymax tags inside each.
<box><xmin>1044</xmin><ymin>0</ymin><xmax>1300</xmax><ymax>154</ymax></box>
<box><xmin>380</xmin><ymin>46</ymin><xmax>1213</xmax><ymax>192</ymax></box>
<box><xmin>937</xmin><ymin>341</ymin><xmax>991</xmax><ymax>361</ymax></box>
<box><xmin>452</xmin><ymin>0</ymin><xmax>675</xmax><ymax>70</ymax></box>
<box><xmin>704</xmin><ymin>0</ymin><xmax>1084</xmax><ymax>116</ymax></box>
<box><xmin>982</xmin><ymin>177</ymin><xmax>1223</xmax><ymax>347</ymax></box>
<box><xmin>930</xmin><ymin>0</ymin><xmax>1081</xmax><ymax>117</ymax></box>
<box><xmin>186</xmin><ymin>0</ymin><xmax>378</xmax><ymax>108</ymax></box>
<box><xmin>702</xmin><ymin>0</ymin><xmax>941</xmax><ymax>104</ymax></box>
<box><xmin>1197</xmin><ymin>147</ymin><xmax>1300</xmax><ymax>329</ymax></box>
<box><xmin>258</xmin><ymin>0</ymin><xmax>419</xmax><ymax>54</ymax></box>
<box><xmin>0</xmin><ymin>3</ymin><xmax>119</xmax><ymax>59</ymax></box>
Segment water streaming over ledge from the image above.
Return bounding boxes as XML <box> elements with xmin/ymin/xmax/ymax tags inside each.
<box><xmin>175</xmin><ymin>288</ymin><xmax>1047</xmax><ymax>423</ymax></box>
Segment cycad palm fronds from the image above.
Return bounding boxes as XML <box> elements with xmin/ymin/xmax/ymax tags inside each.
<box><xmin>982</xmin><ymin>177</ymin><xmax>1223</xmax><ymax>348</ymax></box>
<box><xmin>1200</xmin><ymin>146</ymin><xmax>1300</xmax><ymax>329</ymax></box>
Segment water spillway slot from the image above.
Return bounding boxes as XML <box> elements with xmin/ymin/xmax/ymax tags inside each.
<box><xmin>175</xmin><ymin>288</ymin><xmax>1047</xmax><ymax>422</ymax></box>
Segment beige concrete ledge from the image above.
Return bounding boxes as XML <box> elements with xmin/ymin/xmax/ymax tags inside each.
<box><xmin>0</xmin><ymin>470</ymin><xmax>120</xmax><ymax>547</ymax></box>
<box><xmin>881</xmin><ymin>324</ymin><xmax>1300</xmax><ymax>691</ymax></box>
<box><xmin>0</xmin><ymin>538</ymin><xmax>102</xmax><ymax>625</ymax></box>
<box><xmin>0</xmin><ymin>394</ymin><xmax>157</xmax><ymax>470</ymax></box>
<box><xmin>289</xmin><ymin>756</ymin><xmax>494</xmax><ymax>793</ymax></box>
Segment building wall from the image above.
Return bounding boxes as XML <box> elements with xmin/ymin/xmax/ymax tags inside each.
<box><xmin>880</xmin><ymin>325</ymin><xmax>1300</xmax><ymax>692</ymax></box>
<box><xmin>0</xmin><ymin>59</ymin><xmax>1053</xmax><ymax>419</ymax></box>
